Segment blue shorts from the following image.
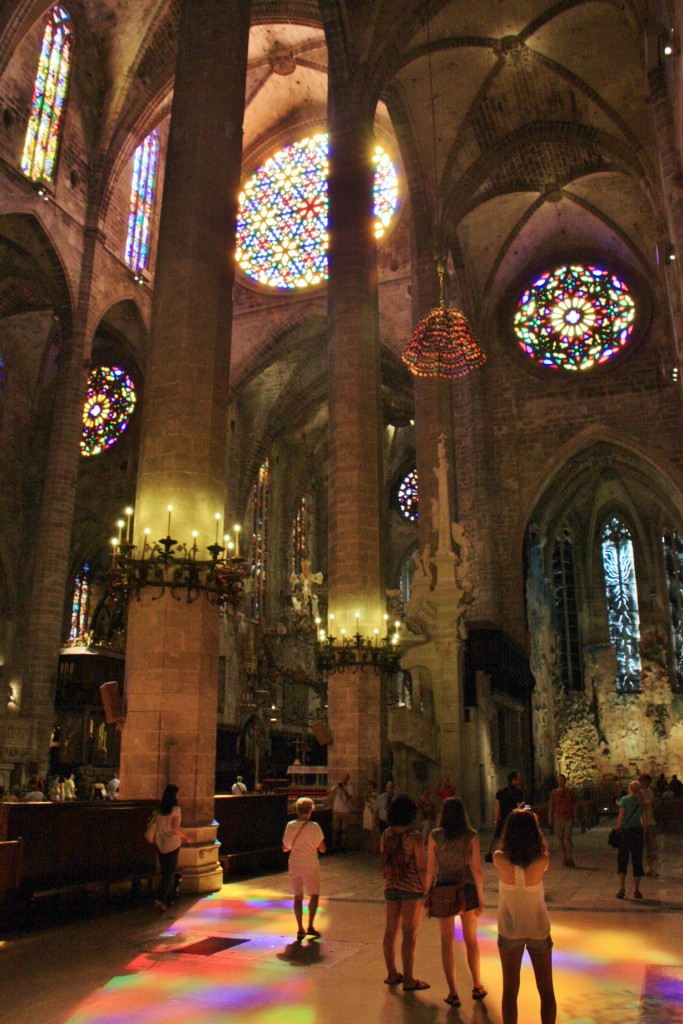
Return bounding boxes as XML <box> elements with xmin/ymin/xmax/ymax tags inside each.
<box><xmin>498</xmin><ymin>933</ymin><xmax>553</xmax><ymax>953</ymax></box>
<box><xmin>385</xmin><ymin>887</ymin><xmax>424</xmax><ymax>902</ymax></box>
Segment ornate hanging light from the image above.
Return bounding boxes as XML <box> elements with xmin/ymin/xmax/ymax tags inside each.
<box><xmin>402</xmin><ymin>261</ymin><xmax>486</xmax><ymax>379</ymax></box>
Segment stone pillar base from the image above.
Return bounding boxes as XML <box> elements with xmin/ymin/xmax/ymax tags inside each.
<box><xmin>177</xmin><ymin>823</ymin><xmax>223</xmax><ymax>894</ymax></box>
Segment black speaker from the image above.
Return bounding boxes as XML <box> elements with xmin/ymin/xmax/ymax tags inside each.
<box><xmin>100</xmin><ymin>681</ymin><xmax>124</xmax><ymax>723</ymax></box>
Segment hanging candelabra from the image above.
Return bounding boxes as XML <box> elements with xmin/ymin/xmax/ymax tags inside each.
<box><xmin>315</xmin><ymin>618</ymin><xmax>403</xmax><ymax>676</ymax></box>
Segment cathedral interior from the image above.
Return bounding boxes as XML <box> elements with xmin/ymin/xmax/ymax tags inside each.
<box><xmin>1</xmin><ymin>0</ymin><xmax>683</xmax><ymax>851</ymax></box>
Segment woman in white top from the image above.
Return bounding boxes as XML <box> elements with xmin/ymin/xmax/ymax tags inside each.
<box><xmin>154</xmin><ymin>784</ymin><xmax>192</xmax><ymax>911</ymax></box>
<box><xmin>493</xmin><ymin>809</ymin><xmax>556</xmax><ymax>1024</ymax></box>
<box><xmin>282</xmin><ymin>796</ymin><xmax>326</xmax><ymax>941</ymax></box>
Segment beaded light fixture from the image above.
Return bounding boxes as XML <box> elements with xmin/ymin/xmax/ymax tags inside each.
<box><xmin>402</xmin><ymin>261</ymin><xmax>486</xmax><ymax>379</ymax></box>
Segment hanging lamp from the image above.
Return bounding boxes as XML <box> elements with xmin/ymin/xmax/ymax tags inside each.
<box><xmin>401</xmin><ymin>0</ymin><xmax>486</xmax><ymax>380</ymax></box>
<box><xmin>402</xmin><ymin>260</ymin><xmax>486</xmax><ymax>379</ymax></box>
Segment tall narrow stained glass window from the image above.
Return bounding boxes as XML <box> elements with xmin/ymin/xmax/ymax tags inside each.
<box><xmin>21</xmin><ymin>6</ymin><xmax>72</xmax><ymax>184</ymax></box>
<box><xmin>601</xmin><ymin>516</ymin><xmax>641</xmax><ymax>693</ymax></box>
<box><xmin>125</xmin><ymin>129</ymin><xmax>159</xmax><ymax>274</ymax></box>
<box><xmin>662</xmin><ymin>530</ymin><xmax>683</xmax><ymax>690</ymax></box>
<box><xmin>69</xmin><ymin>563</ymin><xmax>90</xmax><ymax>643</ymax></box>
<box><xmin>552</xmin><ymin>528</ymin><xmax>583</xmax><ymax>690</ymax></box>
<box><xmin>250</xmin><ymin>458</ymin><xmax>269</xmax><ymax>618</ymax></box>
<box><xmin>397</xmin><ymin>469</ymin><xmax>418</xmax><ymax>521</ymax></box>
<box><xmin>292</xmin><ymin>496</ymin><xmax>307</xmax><ymax>576</ymax></box>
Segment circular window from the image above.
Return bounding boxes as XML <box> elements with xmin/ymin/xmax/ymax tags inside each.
<box><xmin>81</xmin><ymin>366</ymin><xmax>136</xmax><ymax>456</ymax></box>
<box><xmin>513</xmin><ymin>264</ymin><xmax>636</xmax><ymax>371</ymax></box>
<box><xmin>236</xmin><ymin>134</ymin><xmax>398</xmax><ymax>289</ymax></box>
<box><xmin>397</xmin><ymin>469</ymin><xmax>419</xmax><ymax>521</ymax></box>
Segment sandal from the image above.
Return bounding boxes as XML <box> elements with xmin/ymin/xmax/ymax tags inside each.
<box><xmin>306</xmin><ymin>925</ymin><xmax>322</xmax><ymax>937</ymax></box>
<box><xmin>403</xmin><ymin>980</ymin><xmax>430</xmax><ymax>991</ymax></box>
<box><xmin>472</xmin><ymin>986</ymin><xmax>487</xmax><ymax>1000</ymax></box>
<box><xmin>296</xmin><ymin>929</ymin><xmax>306</xmax><ymax>941</ymax></box>
<box><xmin>444</xmin><ymin>993</ymin><xmax>461</xmax><ymax>1006</ymax></box>
<box><xmin>616</xmin><ymin>889</ymin><xmax>626</xmax><ymax>899</ymax></box>
<box><xmin>383</xmin><ymin>974</ymin><xmax>403</xmax><ymax>985</ymax></box>
<box><xmin>633</xmin><ymin>891</ymin><xmax>643</xmax><ymax>899</ymax></box>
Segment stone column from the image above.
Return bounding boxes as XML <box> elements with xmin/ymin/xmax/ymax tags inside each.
<box><xmin>648</xmin><ymin>66</ymin><xmax>683</xmax><ymax>362</ymax></box>
<box><xmin>120</xmin><ymin>0</ymin><xmax>251</xmax><ymax>890</ymax></box>
<box><xmin>324</xmin><ymin>74</ymin><xmax>386</xmax><ymax>800</ymax></box>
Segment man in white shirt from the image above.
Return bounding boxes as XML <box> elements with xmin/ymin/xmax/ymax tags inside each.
<box><xmin>231</xmin><ymin>775</ymin><xmax>247</xmax><ymax>795</ymax></box>
<box><xmin>329</xmin><ymin>772</ymin><xmax>352</xmax><ymax>850</ymax></box>
<box><xmin>106</xmin><ymin>773</ymin><xmax>120</xmax><ymax>800</ymax></box>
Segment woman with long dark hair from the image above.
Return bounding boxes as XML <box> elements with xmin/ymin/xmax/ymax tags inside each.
<box><xmin>380</xmin><ymin>794</ymin><xmax>429</xmax><ymax>991</ymax></box>
<box><xmin>493</xmin><ymin>809</ymin><xmax>556</xmax><ymax>1024</ymax></box>
<box><xmin>425</xmin><ymin>797</ymin><xmax>486</xmax><ymax>1006</ymax></box>
<box><xmin>154</xmin><ymin>784</ymin><xmax>193</xmax><ymax>911</ymax></box>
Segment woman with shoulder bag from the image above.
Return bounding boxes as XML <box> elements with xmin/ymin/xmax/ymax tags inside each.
<box><xmin>380</xmin><ymin>794</ymin><xmax>429</xmax><ymax>992</ymax></box>
<box><xmin>425</xmin><ymin>797</ymin><xmax>487</xmax><ymax>1007</ymax></box>
<box><xmin>154</xmin><ymin>784</ymin><xmax>193</xmax><ymax>911</ymax></box>
<box><xmin>614</xmin><ymin>779</ymin><xmax>647</xmax><ymax>900</ymax></box>
<box><xmin>282</xmin><ymin>796</ymin><xmax>326</xmax><ymax>941</ymax></box>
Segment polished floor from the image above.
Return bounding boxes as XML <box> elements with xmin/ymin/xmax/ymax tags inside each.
<box><xmin>3</xmin><ymin>823</ymin><xmax>683</xmax><ymax>1024</ymax></box>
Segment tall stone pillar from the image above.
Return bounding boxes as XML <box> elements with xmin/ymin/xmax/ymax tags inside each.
<box><xmin>648</xmin><ymin>66</ymin><xmax>683</xmax><ymax>361</ymax></box>
<box><xmin>19</xmin><ymin>227</ymin><xmax>98</xmax><ymax>774</ymax></box>
<box><xmin>120</xmin><ymin>0</ymin><xmax>251</xmax><ymax>889</ymax></box>
<box><xmin>324</xmin><ymin>73</ymin><xmax>386</xmax><ymax>798</ymax></box>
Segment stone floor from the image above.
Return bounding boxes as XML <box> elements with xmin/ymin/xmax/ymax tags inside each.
<box><xmin>2</xmin><ymin>823</ymin><xmax>683</xmax><ymax>1024</ymax></box>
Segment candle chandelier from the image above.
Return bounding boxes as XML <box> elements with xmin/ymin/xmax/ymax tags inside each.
<box><xmin>316</xmin><ymin>622</ymin><xmax>403</xmax><ymax>676</ymax></box>
<box><xmin>106</xmin><ymin>508</ymin><xmax>247</xmax><ymax>608</ymax></box>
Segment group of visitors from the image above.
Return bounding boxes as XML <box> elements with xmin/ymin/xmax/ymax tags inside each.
<box><xmin>0</xmin><ymin>770</ymin><xmax>121</xmax><ymax>802</ymax></box>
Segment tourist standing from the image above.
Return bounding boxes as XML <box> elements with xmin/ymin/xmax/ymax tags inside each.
<box><xmin>363</xmin><ymin>781</ymin><xmax>379</xmax><ymax>852</ymax></box>
<box><xmin>329</xmin><ymin>771</ymin><xmax>352</xmax><ymax>851</ymax></box>
<box><xmin>282</xmin><ymin>796</ymin><xmax>326</xmax><ymax>940</ymax></box>
<box><xmin>425</xmin><ymin>797</ymin><xmax>486</xmax><ymax>1006</ymax></box>
<box><xmin>614</xmin><ymin>779</ymin><xmax>647</xmax><ymax>900</ymax></box>
<box><xmin>374</xmin><ymin>780</ymin><xmax>395</xmax><ymax>835</ymax></box>
<box><xmin>231</xmin><ymin>775</ymin><xmax>247</xmax><ymax>794</ymax></box>
<box><xmin>380</xmin><ymin>794</ymin><xmax>429</xmax><ymax>992</ymax></box>
<box><xmin>639</xmin><ymin>773</ymin><xmax>658</xmax><ymax>877</ymax></box>
<box><xmin>417</xmin><ymin>785</ymin><xmax>436</xmax><ymax>842</ymax></box>
<box><xmin>106</xmin><ymin>772</ymin><xmax>120</xmax><ymax>800</ymax></box>
<box><xmin>493</xmin><ymin>809</ymin><xmax>556</xmax><ymax>1024</ymax></box>
<box><xmin>547</xmin><ymin>774</ymin><xmax>576</xmax><ymax>867</ymax></box>
<box><xmin>62</xmin><ymin>773</ymin><xmax>77</xmax><ymax>800</ymax></box>
<box><xmin>154</xmin><ymin>784</ymin><xmax>193</xmax><ymax>911</ymax></box>
<box><xmin>494</xmin><ymin>771</ymin><xmax>525</xmax><ymax>844</ymax></box>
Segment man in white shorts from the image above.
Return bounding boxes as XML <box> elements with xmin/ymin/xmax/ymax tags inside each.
<box><xmin>282</xmin><ymin>796</ymin><xmax>326</xmax><ymax>940</ymax></box>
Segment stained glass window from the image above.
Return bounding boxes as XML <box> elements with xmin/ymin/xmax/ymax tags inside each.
<box><xmin>514</xmin><ymin>264</ymin><xmax>636</xmax><ymax>371</ymax></box>
<box><xmin>662</xmin><ymin>530</ymin><xmax>683</xmax><ymax>690</ymax></box>
<box><xmin>397</xmin><ymin>469</ymin><xmax>419</xmax><ymax>521</ymax></box>
<box><xmin>69</xmin><ymin>563</ymin><xmax>90</xmax><ymax>644</ymax></box>
<box><xmin>250</xmin><ymin>459</ymin><xmax>270</xmax><ymax>618</ymax></box>
<box><xmin>552</xmin><ymin>528</ymin><xmax>582</xmax><ymax>690</ymax></box>
<box><xmin>236</xmin><ymin>135</ymin><xmax>398</xmax><ymax>289</ymax></box>
<box><xmin>81</xmin><ymin>366</ymin><xmax>136</xmax><ymax>457</ymax></box>
<box><xmin>21</xmin><ymin>5</ymin><xmax>72</xmax><ymax>184</ymax></box>
<box><xmin>292</xmin><ymin>496</ymin><xmax>307</xmax><ymax>577</ymax></box>
<box><xmin>125</xmin><ymin>129</ymin><xmax>159</xmax><ymax>274</ymax></box>
<box><xmin>601</xmin><ymin>516</ymin><xmax>641</xmax><ymax>693</ymax></box>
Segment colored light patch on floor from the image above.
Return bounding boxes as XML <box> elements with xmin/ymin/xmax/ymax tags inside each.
<box><xmin>639</xmin><ymin>966</ymin><xmax>683</xmax><ymax>1023</ymax></box>
<box><xmin>64</xmin><ymin>959</ymin><xmax>312</xmax><ymax>1024</ymax></box>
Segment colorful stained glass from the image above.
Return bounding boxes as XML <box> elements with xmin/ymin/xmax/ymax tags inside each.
<box><xmin>125</xmin><ymin>129</ymin><xmax>159</xmax><ymax>273</ymax></box>
<box><xmin>601</xmin><ymin>516</ymin><xmax>641</xmax><ymax>693</ymax></box>
<box><xmin>81</xmin><ymin>366</ymin><xmax>136</xmax><ymax>457</ymax></box>
<box><xmin>514</xmin><ymin>264</ymin><xmax>636</xmax><ymax>371</ymax></box>
<box><xmin>292</xmin><ymin>496</ymin><xmax>308</xmax><ymax>576</ymax></box>
<box><xmin>397</xmin><ymin>469</ymin><xmax>419</xmax><ymax>521</ymax></box>
<box><xmin>21</xmin><ymin>6</ymin><xmax>72</xmax><ymax>183</ymax></box>
<box><xmin>236</xmin><ymin>135</ymin><xmax>398</xmax><ymax>289</ymax></box>
<box><xmin>662</xmin><ymin>530</ymin><xmax>683</xmax><ymax>689</ymax></box>
<box><xmin>250</xmin><ymin>459</ymin><xmax>270</xmax><ymax>618</ymax></box>
<box><xmin>69</xmin><ymin>563</ymin><xmax>90</xmax><ymax>643</ymax></box>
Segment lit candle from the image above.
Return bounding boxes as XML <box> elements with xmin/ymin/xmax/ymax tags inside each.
<box><xmin>384</xmin><ymin>613</ymin><xmax>389</xmax><ymax>634</ymax></box>
<box><xmin>167</xmin><ymin>504</ymin><xmax>173</xmax><ymax>535</ymax></box>
<box><xmin>373</xmin><ymin>628</ymin><xmax>379</xmax><ymax>646</ymax></box>
<box><xmin>394</xmin><ymin>620</ymin><xmax>401</xmax><ymax>633</ymax></box>
<box><xmin>110</xmin><ymin>537</ymin><xmax>118</xmax><ymax>552</ymax></box>
<box><xmin>192</xmin><ymin>530</ymin><xmax>198</xmax><ymax>549</ymax></box>
<box><xmin>355</xmin><ymin>611</ymin><xmax>360</xmax><ymax>633</ymax></box>
<box><xmin>234</xmin><ymin>523</ymin><xmax>241</xmax><ymax>557</ymax></box>
<box><xmin>125</xmin><ymin>507</ymin><xmax>133</xmax><ymax>543</ymax></box>
<box><xmin>214</xmin><ymin>512</ymin><xmax>221</xmax><ymax>545</ymax></box>
<box><xmin>116</xmin><ymin>519</ymin><xmax>124</xmax><ymax>545</ymax></box>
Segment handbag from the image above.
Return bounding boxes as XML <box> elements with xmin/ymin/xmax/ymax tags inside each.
<box><xmin>607</xmin><ymin>828</ymin><xmax>621</xmax><ymax>848</ymax></box>
<box><xmin>144</xmin><ymin>811</ymin><xmax>158</xmax><ymax>845</ymax></box>
<box><xmin>426</xmin><ymin>883</ymin><xmax>466</xmax><ymax>918</ymax></box>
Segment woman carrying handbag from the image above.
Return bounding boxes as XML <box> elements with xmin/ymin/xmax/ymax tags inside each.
<box><xmin>424</xmin><ymin>797</ymin><xmax>487</xmax><ymax>1007</ymax></box>
<box><xmin>614</xmin><ymin>779</ymin><xmax>647</xmax><ymax>900</ymax></box>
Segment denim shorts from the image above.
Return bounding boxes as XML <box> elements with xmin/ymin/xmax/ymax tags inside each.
<box><xmin>497</xmin><ymin>933</ymin><xmax>553</xmax><ymax>952</ymax></box>
<box><xmin>385</xmin><ymin>887</ymin><xmax>424</xmax><ymax>902</ymax></box>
